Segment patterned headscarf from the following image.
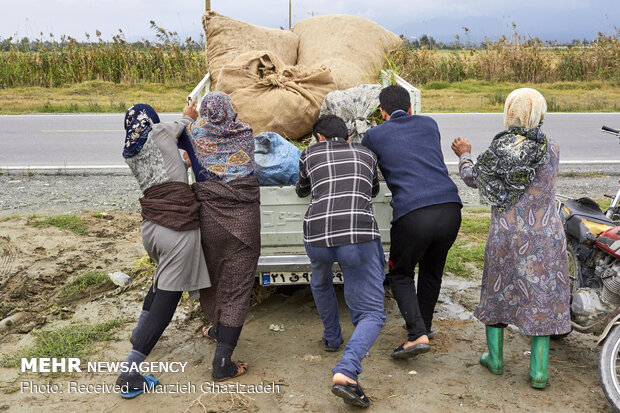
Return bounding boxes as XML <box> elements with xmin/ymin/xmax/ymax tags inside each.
<box><xmin>473</xmin><ymin>89</ymin><xmax>549</xmax><ymax>211</ymax></box>
<box><xmin>123</xmin><ymin>104</ymin><xmax>160</xmax><ymax>159</ymax></box>
<box><xmin>186</xmin><ymin>92</ymin><xmax>254</xmax><ymax>181</ymax></box>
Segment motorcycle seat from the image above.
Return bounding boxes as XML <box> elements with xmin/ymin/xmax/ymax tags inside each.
<box><xmin>563</xmin><ymin>198</ymin><xmax>615</xmax><ymax>225</ymax></box>
<box><xmin>563</xmin><ymin>198</ymin><xmax>615</xmax><ymax>243</ymax></box>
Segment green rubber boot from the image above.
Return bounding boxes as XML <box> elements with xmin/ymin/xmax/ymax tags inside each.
<box><xmin>529</xmin><ymin>336</ymin><xmax>550</xmax><ymax>389</ymax></box>
<box><xmin>480</xmin><ymin>325</ymin><xmax>504</xmax><ymax>375</ymax></box>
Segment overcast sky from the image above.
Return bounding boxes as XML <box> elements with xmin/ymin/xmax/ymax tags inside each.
<box><xmin>1</xmin><ymin>0</ymin><xmax>618</xmax><ymax>43</ymax></box>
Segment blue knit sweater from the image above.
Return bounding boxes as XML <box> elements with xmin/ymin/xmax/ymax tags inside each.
<box><xmin>362</xmin><ymin>110</ymin><xmax>462</xmax><ymax>222</ymax></box>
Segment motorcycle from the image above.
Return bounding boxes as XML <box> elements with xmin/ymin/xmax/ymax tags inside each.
<box><xmin>556</xmin><ymin>125</ymin><xmax>620</xmax><ymax>410</ymax></box>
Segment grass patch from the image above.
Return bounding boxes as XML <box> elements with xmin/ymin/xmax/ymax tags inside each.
<box><xmin>1</xmin><ymin>319</ymin><xmax>123</xmax><ymax>368</ymax></box>
<box><xmin>29</xmin><ymin>214</ymin><xmax>88</xmax><ymax>235</ymax></box>
<box><xmin>0</xmin><ymin>80</ymin><xmax>194</xmax><ymax>114</ymax></box>
<box><xmin>559</xmin><ymin>171</ymin><xmax>611</xmax><ymax>178</ymax></box>
<box><xmin>594</xmin><ymin>198</ymin><xmax>612</xmax><ymax>212</ymax></box>
<box><xmin>445</xmin><ymin>241</ymin><xmax>486</xmax><ymax>278</ymax></box>
<box><xmin>89</xmin><ymin>212</ymin><xmax>113</xmax><ymax>220</ymax></box>
<box><xmin>419</xmin><ymin>80</ymin><xmax>620</xmax><ymax>112</ymax></box>
<box><xmin>465</xmin><ymin>207</ymin><xmax>492</xmax><ymax>214</ymax></box>
<box><xmin>459</xmin><ymin>214</ymin><xmax>491</xmax><ymax>242</ymax></box>
<box><xmin>60</xmin><ymin>270</ymin><xmax>109</xmax><ymax>299</ymax></box>
<box><xmin>424</xmin><ymin>81</ymin><xmax>451</xmax><ymax>90</ymax></box>
<box><xmin>444</xmin><ymin>213</ymin><xmax>491</xmax><ymax>278</ymax></box>
<box><xmin>2</xmin><ymin>79</ymin><xmax>619</xmax><ymax>115</ymax></box>
<box><xmin>129</xmin><ymin>255</ymin><xmax>157</xmax><ymax>279</ymax></box>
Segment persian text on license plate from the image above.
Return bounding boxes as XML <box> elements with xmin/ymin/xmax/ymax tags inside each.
<box><xmin>260</xmin><ymin>271</ymin><xmax>343</xmax><ymax>286</ymax></box>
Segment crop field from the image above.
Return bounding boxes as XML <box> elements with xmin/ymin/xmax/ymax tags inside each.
<box><xmin>0</xmin><ymin>26</ymin><xmax>618</xmax><ymax>113</ymax></box>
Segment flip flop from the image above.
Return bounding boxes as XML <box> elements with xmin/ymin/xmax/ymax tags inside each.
<box><xmin>332</xmin><ymin>381</ymin><xmax>371</xmax><ymax>408</ymax></box>
<box><xmin>391</xmin><ymin>343</ymin><xmax>431</xmax><ymax>359</ymax></box>
<box><xmin>120</xmin><ymin>375</ymin><xmax>158</xmax><ymax>399</ymax></box>
<box><xmin>202</xmin><ymin>325</ymin><xmax>217</xmax><ymax>342</ymax></box>
<box><xmin>212</xmin><ymin>361</ymin><xmax>248</xmax><ymax>382</ymax></box>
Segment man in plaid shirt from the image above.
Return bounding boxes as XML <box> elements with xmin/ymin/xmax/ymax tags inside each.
<box><xmin>296</xmin><ymin>114</ymin><xmax>386</xmax><ymax>408</ymax></box>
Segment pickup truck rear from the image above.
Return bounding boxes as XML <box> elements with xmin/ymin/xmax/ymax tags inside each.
<box><xmin>187</xmin><ymin>71</ymin><xmax>421</xmax><ymax>285</ymax></box>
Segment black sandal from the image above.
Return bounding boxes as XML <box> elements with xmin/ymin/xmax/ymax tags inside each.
<box><xmin>212</xmin><ymin>361</ymin><xmax>248</xmax><ymax>382</ymax></box>
<box><xmin>332</xmin><ymin>381</ymin><xmax>370</xmax><ymax>408</ymax></box>
<box><xmin>390</xmin><ymin>342</ymin><xmax>431</xmax><ymax>359</ymax></box>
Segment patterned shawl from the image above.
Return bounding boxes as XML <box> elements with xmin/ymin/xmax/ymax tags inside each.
<box><xmin>473</xmin><ymin>127</ymin><xmax>548</xmax><ymax>211</ymax></box>
<box><xmin>122</xmin><ymin>104</ymin><xmax>160</xmax><ymax>159</ymax></box>
<box><xmin>472</xmin><ymin>88</ymin><xmax>549</xmax><ymax>211</ymax></box>
<box><xmin>186</xmin><ymin>92</ymin><xmax>255</xmax><ymax>181</ymax></box>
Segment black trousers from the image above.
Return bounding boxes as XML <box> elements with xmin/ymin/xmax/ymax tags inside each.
<box><xmin>133</xmin><ymin>286</ymin><xmax>183</xmax><ymax>356</ymax></box>
<box><xmin>388</xmin><ymin>203</ymin><xmax>461</xmax><ymax>341</ymax></box>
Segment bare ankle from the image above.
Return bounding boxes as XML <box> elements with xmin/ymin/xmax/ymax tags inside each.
<box><xmin>333</xmin><ymin>372</ymin><xmax>357</xmax><ymax>385</ymax></box>
<box><xmin>404</xmin><ymin>335</ymin><xmax>430</xmax><ymax>348</ymax></box>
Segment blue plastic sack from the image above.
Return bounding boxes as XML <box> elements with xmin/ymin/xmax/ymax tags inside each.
<box><xmin>254</xmin><ymin>132</ymin><xmax>301</xmax><ymax>186</ymax></box>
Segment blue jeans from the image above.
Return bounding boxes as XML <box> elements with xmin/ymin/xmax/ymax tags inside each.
<box><xmin>304</xmin><ymin>239</ymin><xmax>386</xmax><ymax>381</ymax></box>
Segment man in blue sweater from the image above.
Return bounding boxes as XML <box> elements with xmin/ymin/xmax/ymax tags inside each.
<box><xmin>362</xmin><ymin>85</ymin><xmax>462</xmax><ymax>359</ymax></box>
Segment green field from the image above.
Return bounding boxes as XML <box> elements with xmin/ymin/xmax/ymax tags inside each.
<box><xmin>1</xmin><ymin>27</ymin><xmax>618</xmax><ymax>114</ymax></box>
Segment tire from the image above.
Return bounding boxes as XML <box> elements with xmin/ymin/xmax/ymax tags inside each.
<box><xmin>599</xmin><ymin>325</ymin><xmax>620</xmax><ymax>412</ymax></box>
<box><xmin>566</xmin><ymin>238</ymin><xmax>583</xmax><ymax>296</ymax></box>
<box><xmin>552</xmin><ymin>238</ymin><xmax>581</xmax><ymax>340</ymax></box>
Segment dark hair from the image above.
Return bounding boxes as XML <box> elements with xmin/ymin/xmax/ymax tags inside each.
<box><xmin>379</xmin><ymin>85</ymin><xmax>411</xmax><ymax>115</ymax></box>
<box><xmin>312</xmin><ymin>114</ymin><xmax>348</xmax><ymax>140</ymax></box>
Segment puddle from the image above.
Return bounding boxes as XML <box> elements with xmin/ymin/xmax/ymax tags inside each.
<box><xmin>435</xmin><ymin>276</ymin><xmax>479</xmax><ymax>321</ymax></box>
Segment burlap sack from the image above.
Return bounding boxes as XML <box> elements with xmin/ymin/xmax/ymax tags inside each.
<box><xmin>217</xmin><ymin>51</ymin><xmax>337</xmax><ymax>140</ymax></box>
<box><xmin>293</xmin><ymin>15</ymin><xmax>402</xmax><ymax>89</ymax></box>
<box><xmin>202</xmin><ymin>12</ymin><xmax>299</xmax><ymax>89</ymax></box>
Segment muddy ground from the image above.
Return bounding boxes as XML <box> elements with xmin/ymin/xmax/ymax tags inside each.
<box><xmin>0</xmin><ymin>209</ymin><xmax>615</xmax><ymax>413</ymax></box>
<box><xmin>2</xmin><ymin>167</ymin><xmax>620</xmax><ymax>412</ymax></box>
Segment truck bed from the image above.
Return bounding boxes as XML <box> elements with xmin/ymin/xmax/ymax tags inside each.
<box><xmin>257</xmin><ymin>183</ymin><xmax>392</xmax><ymax>285</ymax></box>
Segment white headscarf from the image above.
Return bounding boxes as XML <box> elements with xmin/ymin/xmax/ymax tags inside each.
<box><xmin>503</xmin><ymin>88</ymin><xmax>547</xmax><ymax>129</ymax></box>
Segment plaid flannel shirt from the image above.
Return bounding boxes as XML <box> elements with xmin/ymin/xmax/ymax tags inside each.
<box><xmin>296</xmin><ymin>138</ymin><xmax>380</xmax><ymax>247</ymax></box>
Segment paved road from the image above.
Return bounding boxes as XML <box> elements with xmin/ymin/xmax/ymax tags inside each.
<box><xmin>0</xmin><ymin>112</ymin><xmax>619</xmax><ymax>168</ymax></box>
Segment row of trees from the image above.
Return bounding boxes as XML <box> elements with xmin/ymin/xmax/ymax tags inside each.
<box><xmin>405</xmin><ymin>34</ymin><xmax>604</xmax><ymax>50</ymax></box>
<box><xmin>0</xmin><ymin>22</ymin><xmax>204</xmax><ymax>52</ymax></box>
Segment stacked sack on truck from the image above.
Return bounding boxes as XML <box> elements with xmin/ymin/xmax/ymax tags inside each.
<box><xmin>217</xmin><ymin>51</ymin><xmax>337</xmax><ymax>141</ymax></box>
<box><xmin>319</xmin><ymin>84</ymin><xmax>383</xmax><ymax>143</ymax></box>
<box><xmin>292</xmin><ymin>15</ymin><xmax>402</xmax><ymax>90</ymax></box>
<box><xmin>202</xmin><ymin>11</ymin><xmax>401</xmax><ymax>141</ymax></box>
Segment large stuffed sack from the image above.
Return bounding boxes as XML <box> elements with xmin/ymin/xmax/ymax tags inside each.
<box><xmin>254</xmin><ymin>132</ymin><xmax>301</xmax><ymax>186</ymax></box>
<box><xmin>293</xmin><ymin>15</ymin><xmax>402</xmax><ymax>89</ymax></box>
<box><xmin>217</xmin><ymin>51</ymin><xmax>337</xmax><ymax>140</ymax></box>
<box><xmin>202</xmin><ymin>12</ymin><xmax>299</xmax><ymax>89</ymax></box>
<box><xmin>319</xmin><ymin>84</ymin><xmax>382</xmax><ymax>143</ymax></box>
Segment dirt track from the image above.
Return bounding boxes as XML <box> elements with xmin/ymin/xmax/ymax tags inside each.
<box><xmin>0</xmin><ymin>211</ymin><xmax>615</xmax><ymax>412</ymax></box>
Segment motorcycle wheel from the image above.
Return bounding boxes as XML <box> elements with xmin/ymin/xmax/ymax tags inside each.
<box><xmin>551</xmin><ymin>239</ymin><xmax>581</xmax><ymax>341</ymax></box>
<box><xmin>566</xmin><ymin>238</ymin><xmax>582</xmax><ymax>295</ymax></box>
<box><xmin>599</xmin><ymin>325</ymin><xmax>620</xmax><ymax>412</ymax></box>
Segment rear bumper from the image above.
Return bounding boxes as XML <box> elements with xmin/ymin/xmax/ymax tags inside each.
<box><xmin>257</xmin><ymin>253</ymin><xmax>390</xmax><ymax>272</ymax></box>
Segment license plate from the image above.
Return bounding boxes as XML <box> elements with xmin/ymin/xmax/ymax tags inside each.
<box><xmin>260</xmin><ymin>271</ymin><xmax>343</xmax><ymax>286</ymax></box>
